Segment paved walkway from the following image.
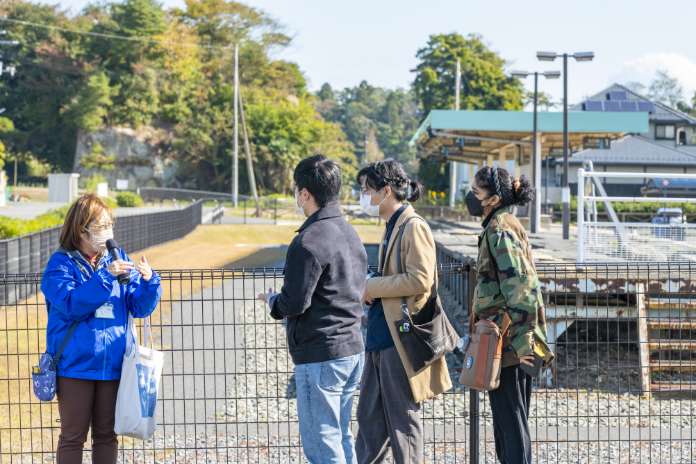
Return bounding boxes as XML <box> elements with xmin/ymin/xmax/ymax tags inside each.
<box><xmin>0</xmin><ymin>202</ymin><xmax>65</xmax><ymax>219</ymax></box>
<box><xmin>430</xmin><ymin>217</ymin><xmax>578</xmax><ymax>262</ymax></box>
<box><xmin>0</xmin><ymin>201</ymin><xmax>178</xmax><ymax>219</ymax></box>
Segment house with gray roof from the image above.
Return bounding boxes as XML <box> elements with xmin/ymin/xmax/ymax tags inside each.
<box><xmin>550</xmin><ymin>83</ymin><xmax>696</xmax><ymax>197</ymax></box>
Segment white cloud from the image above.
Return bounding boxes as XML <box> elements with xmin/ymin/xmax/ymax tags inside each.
<box><xmin>617</xmin><ymin>52</ymin><xmax>696</xmax><ymax>97</ymax></box>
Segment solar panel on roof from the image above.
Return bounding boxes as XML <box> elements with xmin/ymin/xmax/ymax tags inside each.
<box><xmin>583</xmin><ymin>100</ymin><xmax>604</xmax><ymax>111</ymax></box>
<box><xmin>607</xmin><ymin>91</ymin><xmax>628</xmax><ymax>100</ymax></box>
<box><xmin>637</xmin><ymin>101</ymin><xmax>655</xmax><ymax>113</ymax></box>
<box><xmin>604</xmin><ymin>101</ymin><xmax>621</xmax><ymax>111</ymax></box>
<box><xmin>620</xmin><ymin>101</ymin><xmax>638</xmax><ymax>112</ymax></box>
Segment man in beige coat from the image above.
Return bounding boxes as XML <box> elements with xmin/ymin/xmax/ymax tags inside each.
<box><xmin>356</xmin><ymin>159</ymin><xmax>452</xmax><ymax>464</ymax></box>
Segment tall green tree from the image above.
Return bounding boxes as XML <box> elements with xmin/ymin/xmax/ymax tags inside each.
<box><xmin>61</xmin><ymin>72</ymin><xmax>114</xmax><ymax>132</ymax></box>
<box><xmin>412</xmin><ymin>33</ymin><xmax>523</xmax><ymax>114</ymax></box>
<box><xmin>87</xmin><ymin>0</ymin><xmax>167</xmax><ymax>71</ymax></box>
<box><xmin>0</xmin><ymin>2</ymin><xmax>87</xmax><ymax>170</ymax></box>
<box><xmin>411</xmin><ymin>33</ymin><xmax>523</xmax><ymax>190</ymax></box>
<box><xmin>0</xmin><ymin>117</ymin><xmax>14</xmax><ymax>169</ymax></box>
<box><xmin>316</xmin><ymin>81</ymin><xmax>419</xmax><ymax>169</ymax></box>
<box><xmin>245</xmin><ymin>89</ymin><xmax>355</xmax><ymax>193</ymax></box>
<box><xmin>0</xmin><ymin>0</ymin><xmax>356</xmax><ymax>192</ymax></box>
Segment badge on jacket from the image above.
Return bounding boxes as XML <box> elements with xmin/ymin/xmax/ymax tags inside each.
<box><xmin>95</xmin><ymin>302</ymin><xmax>115</xmax><ymax>319</ymax></box>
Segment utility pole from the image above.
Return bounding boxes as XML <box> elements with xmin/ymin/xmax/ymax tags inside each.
<box><xmin>238</xmin><ymin>90</ymin><xmax>260</xmax><ymax>215</ymax></box>
<box><xmin>449</xmin><ymin>59</ymin><xmax>461</xmax><ymax>209</ymax></box>
<box><xmin>232</xmin><ymin>44</ymin><xmax>239</xmax><ymax>207</ymax></box>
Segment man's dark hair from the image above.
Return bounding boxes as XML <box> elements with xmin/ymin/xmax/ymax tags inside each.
<box><xmin>294</xmin><ymin>155</ymin><xmax>341</xmax><ymax>207</ymax></box>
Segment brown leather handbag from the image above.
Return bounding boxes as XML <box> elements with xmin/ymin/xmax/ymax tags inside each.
<box><xmin>391</xmin><ymin>217</ymin><xmax>460</xmax><ymax>373</ymax></box>
<box><xmin>458</xmin><ymin>314</ymin><xmax>511</xmax><ymax>391</ymax></box>
<box><xmin>459</xmin><ymin>228</ymin><xmax>512</xmax><ymax>391</ymax></box>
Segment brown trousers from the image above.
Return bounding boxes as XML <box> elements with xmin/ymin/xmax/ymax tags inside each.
<box><xmin>56</xmin><ymin>377</ymin><xmax>119</xmax><ymax>464</ymax></box>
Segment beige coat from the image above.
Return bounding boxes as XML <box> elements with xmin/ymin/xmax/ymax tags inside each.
<box><xmin>365</xmin><ymin>205</ymin><xmax>453</xmax><ymax>403</ymax></box>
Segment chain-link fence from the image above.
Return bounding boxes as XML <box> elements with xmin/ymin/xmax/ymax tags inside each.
<box><xmin>1</xmin><ymin>258</ymin><xmax>695</xmax><ymax>463</ymax></box>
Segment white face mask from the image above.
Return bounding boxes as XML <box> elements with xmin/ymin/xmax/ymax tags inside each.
<box><xmin>360</xmin><ymin>190</ymin><xmax>389</xmax><ymax>217</ymax></box>
<box><xmin>88</xmin><ymin>228</ymin><xmax>114</xmax><ymax>250</ymax></box>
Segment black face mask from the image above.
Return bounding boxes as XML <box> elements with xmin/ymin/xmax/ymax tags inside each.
<box><xmin>465</xmin><ymin>190</ymin><xmax>485</xmax><ymax>217</ymax></box>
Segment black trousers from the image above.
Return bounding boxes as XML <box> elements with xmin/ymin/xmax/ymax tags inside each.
<box><xmin>488</xmin><ymin>365</ymin><xmax>533</xmax><ymax>464</ymax></box>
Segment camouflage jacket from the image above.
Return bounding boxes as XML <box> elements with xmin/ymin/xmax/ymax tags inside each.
<box><xmin>472</xmin><ymin>207</ymin><xmax>551</xmax><ymax>367</ymax></box>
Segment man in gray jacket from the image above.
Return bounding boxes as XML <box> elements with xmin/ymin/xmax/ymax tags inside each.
<box><xmin>258</xmin><ymin>155</ymin><xmax>367</xmax><ymax>464</ymax></box>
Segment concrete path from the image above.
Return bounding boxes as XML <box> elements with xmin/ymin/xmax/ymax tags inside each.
<box><xmin>0</xmin><ymin>201</ymin><xmax>178</xmax><ymax>219</ymax></box>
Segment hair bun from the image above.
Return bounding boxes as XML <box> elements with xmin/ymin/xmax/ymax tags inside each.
<box><xmin>513</xmin><ymin>177</ymin><xmax>521</xmax><ymax>193</ymax></box>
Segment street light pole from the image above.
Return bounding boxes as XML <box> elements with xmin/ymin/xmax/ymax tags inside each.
<box><xmin>537</xmin><ymin>50</ymin><xmax>594</xmax><ymax>240</ymax></box>
<box><xmin>532</xmin><ymin>72</ymin><xmax>539</xmax><ymax>233</ymax></box>
<box><xmin>562</xmin><ymin>53</ymin><xmax>570</xmax><ymax>239</ymax></box>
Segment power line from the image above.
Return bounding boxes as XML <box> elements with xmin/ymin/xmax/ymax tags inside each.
<box><xmin>0</xmin><ymin>16</ymin><xmax>234</xmax><ymax>52</ymax></box>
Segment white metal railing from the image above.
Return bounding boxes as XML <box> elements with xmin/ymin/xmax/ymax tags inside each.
<box><xmin>577</xmin><ymin>167</ymin><xmax>696</xmax><ymax>262</ymax></box>
<box><xmin>581</xmin><ymin>172</ymin><xmax>696</xmax><ymax>179</ymax></box>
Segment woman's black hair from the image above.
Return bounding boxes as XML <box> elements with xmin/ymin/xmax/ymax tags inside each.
<box><xmin>474</xmin><ymin>166</ymin><xmax>534</xmax><ymax>207</ymax></box>
<box><xmin>357</xmin><ymin>158</ymin><xmax>423</xmax><ymax>202</ymax></box>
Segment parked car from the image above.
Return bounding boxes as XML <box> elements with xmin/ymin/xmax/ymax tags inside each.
<box><xmin>650</xmin><ymin>207</ymin><xmax>686</xmax><ymax>241</ymax></box>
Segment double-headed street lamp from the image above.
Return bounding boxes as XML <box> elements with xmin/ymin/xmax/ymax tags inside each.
<box><xmin>510</xmin><ymin>70</ymin><xmax>560</xmax><ymax>234</ymax></box>
<box><xmin>537</xmin><ymin>51</ymin><xmax>594</xmax><ymax>240</ymax></box>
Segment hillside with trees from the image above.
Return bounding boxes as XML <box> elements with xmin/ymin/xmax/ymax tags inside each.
<box><xmin>0</xmin><ymin>1</ymin><xmax>526</xmax><ymax>195</ymax></box>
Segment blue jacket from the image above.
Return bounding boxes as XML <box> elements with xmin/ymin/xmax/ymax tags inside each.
<box><xmin>41</xmin><ymin>248</ymin><xmax>162</xmax><ymax>381</ymax></box>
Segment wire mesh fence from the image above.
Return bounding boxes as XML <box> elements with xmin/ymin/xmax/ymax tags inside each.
<box><xmin>0</xmin><ymin>201</ymin><xmax>203</xmax><ymax>306</ymax></box>
<box><xmin>581</xmin><ymin>222</ymin><xmax>696</xmax><ymax>262</ymax></box>
<box><xmin>1</xmin><ymin>259</ymin><xmax>696</xmax><ymax>463</ymax></box>
<box><xmin>0</xmin><ymin>267</ymin><xmax>468</xmax><ymax>464</ymax></box>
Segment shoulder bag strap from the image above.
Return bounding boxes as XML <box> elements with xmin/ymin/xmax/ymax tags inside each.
<box><xmin>395</xmin><ymin>216</ymin><xmax>429</xmax><ymax>318</ymax></box>
<box><xmin>52</xmin><ymin>321</ymin><xmax>79</xmax><ymax>369</ymax></box>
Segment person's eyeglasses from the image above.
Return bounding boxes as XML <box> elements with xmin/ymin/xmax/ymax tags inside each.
<box><xmin>88</xmin><ymin>222</ymin><xmax>114</xmax><ymax>232</ymax></box>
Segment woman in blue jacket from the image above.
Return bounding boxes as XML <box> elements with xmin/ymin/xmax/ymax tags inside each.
<box><xmin>41</xmin><ymin>194</ymin><xmax>161</xmax><ymax>464</ymax></box>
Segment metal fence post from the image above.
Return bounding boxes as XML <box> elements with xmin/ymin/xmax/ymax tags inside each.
<box><xmin>465</xmin><ymin>261</ymin><xmax>480</xmax><ymax>463</ymax></box>
<box><xmin>470</xmin><ymin>389</ymin><xmax>480</xmax><ymax>464</ymax></box>
<box><xmin>577</xmin><ymin>168</ymin><xmax>585</xmax><ymax>262</ymax></box>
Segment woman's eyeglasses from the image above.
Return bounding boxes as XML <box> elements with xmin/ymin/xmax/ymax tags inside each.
<box><xmin>88</xmin><ymin>222</ymin><xmax>114</xmax><ymax>232</ymax></box>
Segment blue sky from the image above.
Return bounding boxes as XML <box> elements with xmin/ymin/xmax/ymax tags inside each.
<box><xmin>43</xmin><ymin>0</ymin><xmax>696</xmax><ymax>105</ymax></box>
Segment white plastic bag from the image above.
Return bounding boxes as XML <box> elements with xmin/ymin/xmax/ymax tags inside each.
<box><xmin>114</xmin><ymin>315</ymin><xmax>163</xmax><ymax>440</ymax></box>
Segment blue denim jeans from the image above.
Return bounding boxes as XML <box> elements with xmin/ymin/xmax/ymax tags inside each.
<box><xmin>295</xmin><ymin>353</ymin><xmax>364</xmax><ymax>464</ymax></box>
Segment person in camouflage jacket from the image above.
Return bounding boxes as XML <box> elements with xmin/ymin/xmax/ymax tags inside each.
<box><xmin>473</xmin><ymin>205</ymin><xmax>552</xmax><ymax>368</ymax></box>
<box><xmin>466</xmin><ymin>165</ymin><xmax>553</xmax><ymax>464</ymax></box>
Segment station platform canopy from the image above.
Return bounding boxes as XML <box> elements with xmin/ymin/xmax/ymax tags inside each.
<box><xmin>410</xmin><ymin>110</ymin><xmax>650</xmax><ymax>163</ymax></box>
